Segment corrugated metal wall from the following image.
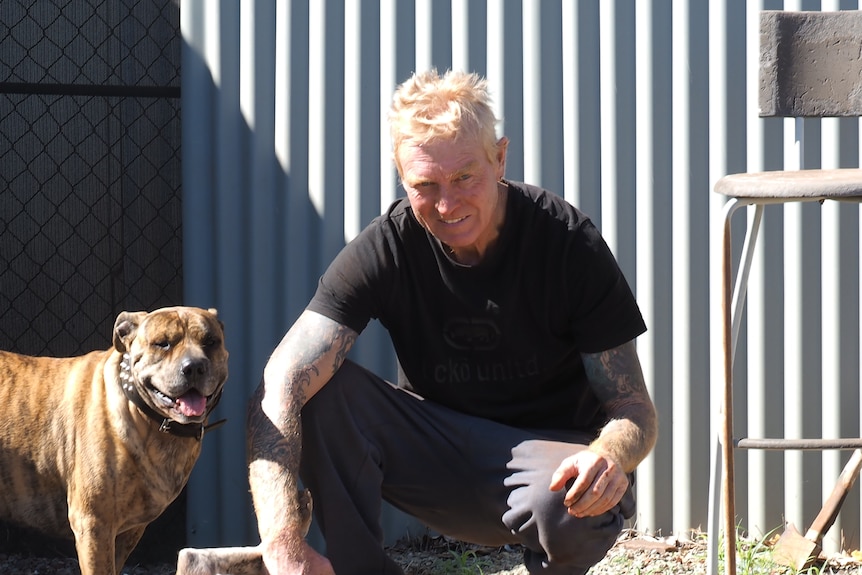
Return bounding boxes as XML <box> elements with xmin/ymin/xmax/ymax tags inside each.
<box><xmin>179</xmin><ymin>0</ymin><xmax>862</xmax><ymax>556</ymax></box>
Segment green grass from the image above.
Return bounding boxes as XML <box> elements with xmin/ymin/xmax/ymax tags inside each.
<box><xmin>436</xmin><ymin>548</ymin><xmax>491</xmax><ymax>575</ymax></box>
<box><xmin>721</xmin><ymin>526</ymin><xmax>856</xmax><ymax>575</ymax></box>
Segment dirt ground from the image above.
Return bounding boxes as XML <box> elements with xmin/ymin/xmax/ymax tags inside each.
<box><xmin>3</xmin><ymin>528</ymin><xmax>862</xmax><ymax>574</ymax></box>
<box><xmin>0</xmin><ymin>529</ymin><xmax>638</xmax><ymax>574</ymax></box>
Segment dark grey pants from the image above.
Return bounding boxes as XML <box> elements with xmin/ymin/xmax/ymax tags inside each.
<box><xmin>299</xmin><ymin>360</ymin><xmax>634</xmax><ymax>575</ymax></box>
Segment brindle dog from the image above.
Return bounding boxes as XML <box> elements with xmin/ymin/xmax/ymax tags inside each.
<box><xmin>0</xmin><ymin>306</ymin><xmax>229</xmax><ymax>575</ymax></box>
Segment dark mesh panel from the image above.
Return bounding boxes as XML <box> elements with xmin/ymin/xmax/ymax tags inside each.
<box><xmin>0</xmin><ymin>0</ymin><xmax>185</xmax><ymax>564</ymax></box>
<box><xmin>0</xmin><ymin>0</ymin><xmax>182</xmax><ymax>357</ymax></box>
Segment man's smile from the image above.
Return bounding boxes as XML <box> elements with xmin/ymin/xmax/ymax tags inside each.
<box><xmin>440</xmin><ymin>216</ymin><xmax>467</xmax><ymax>224</ymax></box>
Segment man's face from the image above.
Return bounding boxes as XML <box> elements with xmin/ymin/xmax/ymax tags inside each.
<box><xmin>398</xmin><ymin>135</ymin><xmax>508</xmax><ymax>265</ymax></box>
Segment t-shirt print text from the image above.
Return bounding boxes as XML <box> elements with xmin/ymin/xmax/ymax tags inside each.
<box><xmin>437</xmin><ymin>317</ymin><xmax>540</xmax><ymax>384</ymax></box>
<box><xmin>432</xmin><ymin>354</ymin><xmax>541</xmax><ymax>384</ymax></box>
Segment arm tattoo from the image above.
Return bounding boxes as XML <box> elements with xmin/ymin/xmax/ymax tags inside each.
<box><xmin>246</xmin><ymin>314</ymin><xmax>357</xmax><ymax>536</ymax></box>
<box><xmin>328</xmin><ymin>324</ymin><xmax>355</xmax><ymax>380</ymax></box>
<box><xmin>248</xmin><ymin>318</ymin><xmax>356</xmax><ymax>464</ymax></box>
<box><xmin>581</xmin><ymin>340</ymin><xmax>658</xmax><ymax>471</ymax></box>
<box><xmin>582</xmin><ymin>341</ymin><xmax>647</xmax><ymax>409</ymax></box>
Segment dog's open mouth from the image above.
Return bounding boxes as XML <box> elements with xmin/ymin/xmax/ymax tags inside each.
<box><xmin>151</xmin><ymin>388</ymin><xmax>208</xmax><ymax>418</ymax></box>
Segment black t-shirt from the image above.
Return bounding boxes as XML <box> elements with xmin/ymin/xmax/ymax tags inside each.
<box><xmin>307</xmin><ymin>180</ymin><xmax>646</xmax><ymax>433</ymax></box>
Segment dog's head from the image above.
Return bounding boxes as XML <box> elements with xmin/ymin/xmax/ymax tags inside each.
<box><xmin>113</xmin><ymin>306</ymin><xmax>229</xmax><ymax>425</ymax></box>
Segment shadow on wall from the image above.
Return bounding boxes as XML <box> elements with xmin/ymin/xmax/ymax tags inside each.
<box><xmin>180</xmin><ymin>14</ymin><xmax>422</xmax><ymax>550</ymax></box>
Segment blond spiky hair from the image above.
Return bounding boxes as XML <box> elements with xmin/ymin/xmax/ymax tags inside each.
<box><xmin>389</xmin><ymin>69</ymin><xmax>500</xmax><ymax>175</ymax></box>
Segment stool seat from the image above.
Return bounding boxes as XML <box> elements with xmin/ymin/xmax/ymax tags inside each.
<box><xmin>715</xmin><ymin>168</ymin><xmax>862</xmax><ymax>199</ymax></box>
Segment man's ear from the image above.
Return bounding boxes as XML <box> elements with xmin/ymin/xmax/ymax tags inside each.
<box><xmin>113</xmin><ymin>311</ymin><xmax>148</xmax><ymax>352</ymax></box>
<box><xmin>495</xmin><ymin>136</ymin><xmax>509</xmax><ymax>180</ymax></box>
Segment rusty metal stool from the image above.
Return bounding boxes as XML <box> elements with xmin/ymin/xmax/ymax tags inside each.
<box><xmin>707</xmin><ymin>10</ymin><xmax>862</xmax><ymax>575</ymax></box>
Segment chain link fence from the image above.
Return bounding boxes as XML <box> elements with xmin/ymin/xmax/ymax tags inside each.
<box><xmin>1</xmin><ymin>0</ymin><xmax>183</xmax><ymax>357</ymax></box>
<box><xmin>0</xmin><ymin>0</ymin><xmax>185</xmax><ymax>563</ymax></box>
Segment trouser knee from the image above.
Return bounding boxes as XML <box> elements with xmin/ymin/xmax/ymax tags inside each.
<box><xmin>546</xmin><ymin>512</ymin><xmax>623</xmax><ymax>567</ymax></box>
<box><xmin>504</xmin><ymin>467</ymin><xmax>633</xmax><ymax>573</ymax></box>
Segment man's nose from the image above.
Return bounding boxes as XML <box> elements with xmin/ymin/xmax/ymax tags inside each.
<box><xmin>435</xmin><ymin>185</ymin><xmax>458</xmax><ymax>213</ymax></box>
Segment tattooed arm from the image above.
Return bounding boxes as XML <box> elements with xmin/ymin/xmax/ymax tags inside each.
<box><xmin>549</xmin><ymin>339</ymin><xmax>658</xmax><ymax>518</ymax></box>
<box><xmin>581</xmin><ymin>339</ymin><xmax>657</xmax><ymax>472</ymax></box>
<box><xmin>247</xmin><ymin>310</ymin><xmax>357</xmax><ymax>574</ymax></box>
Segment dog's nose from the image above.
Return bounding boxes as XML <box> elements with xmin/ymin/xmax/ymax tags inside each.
<box><xmin>181</xmin><ymin>358</ymin><xmax>208</xmax><ymax>378</ymax></box>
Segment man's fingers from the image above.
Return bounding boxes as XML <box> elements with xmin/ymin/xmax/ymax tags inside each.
<box><xmin>551</xmin><ymin>451</ymin><xmax>628</xmax><ymax>517</ymax></box>
<box><xmin>565</xmin><ymin>475</ymin><xmax>596</xmax><ymax>511</ymax></box>
<box><xmin>548</xmin><ymin>467</ymin><xmax>569</xmax><ymax>491</ymax></box>
<box><xmin>567</xmin><ymin>473</ymin><xmax>628</xmax><ymax>517</ymax></box>
<box><xmin>549</xmin><ymin>458</ymin><xmax>580</xmax><ymax>491</ymax></box>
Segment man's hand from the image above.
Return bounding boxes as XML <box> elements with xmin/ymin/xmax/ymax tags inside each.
<box><xmin>261</xmin><ymin>538</ymin><xmax>335</xmax><ymax>575</ymax></box>
<box><xmin>548</xmin><ymin>449</ymin><xmax>629</xmax><ymax>518</ymax></box>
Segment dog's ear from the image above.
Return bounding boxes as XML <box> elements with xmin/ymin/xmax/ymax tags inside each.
<box><xmin>207</xmin><ymin>308</ymin><xmax>225</xmax><ymax>331</ymax></box>
<box><xmin>113</xmin><ymin>311</ymin><xmax>148</xmax><ymax>352</ymax></box>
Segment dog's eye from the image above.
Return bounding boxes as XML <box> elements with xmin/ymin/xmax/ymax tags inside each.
<box><xmin>203</xmin><ymin>336</ymin><xmax>220</xmax><ymax>348</ymax></box>
<box><xmin>152</xmin><ymin>340</ymin><xmax>171</xmax><ymax>350</ymax></box>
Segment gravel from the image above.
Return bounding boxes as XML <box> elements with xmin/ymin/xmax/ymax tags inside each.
<box><xmin>386</xmin><ymin>530</ymin><xmax>696</xmax><ymax>575</ymax></box>
<box><xmin>3</xmin><ymin>529</ymin><xmax>862</xmax><ymax>574</ymax></box>
<box><xmin>387</xmin><ymin>530</ymin><xmax>862</xmax><ymax>575</ymax></box>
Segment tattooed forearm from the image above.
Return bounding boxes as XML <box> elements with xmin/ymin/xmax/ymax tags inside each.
<box><xmin>247</xmin><ymin>391</ymin><xmax>305</xmax><ymax>541</ymax></box>
<box><xmin>288</xmin><ymin>363</ymin><xmax>319</xmax><ymax>407</ymax></box>
<box><xmin>246</xmin><ymin>310</ymin><xmax>358</xmax><ymax>543</ymax></box>
<box><xmin>581</xmin><ymin>340</ymin><xmax>658</xmax><ymax>473</ymax></box>
<box><xmin>247</xmin><ymin>381</ymin><xmax>304</xmax><ymax>464</ymax></box>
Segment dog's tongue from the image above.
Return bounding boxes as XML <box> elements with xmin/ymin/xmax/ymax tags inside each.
<box><xmin>176</xmin><ymin>390</ymin><xmax>207</xmax><ymax>417</ymax></box>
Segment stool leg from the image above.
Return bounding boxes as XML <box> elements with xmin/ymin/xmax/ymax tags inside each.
<box><xmin>721</xmin><ymin>202</ymin><xmax>738</xmax><ymax>575</ymax></box>
<box><xmin>719</xmin><ymin>200</ymin><xmax>764</xmax><ymax>575</ymax></box>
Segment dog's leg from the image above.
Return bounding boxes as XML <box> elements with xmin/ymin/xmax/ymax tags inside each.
<box><xmin>115</xmin><ymin>525</ymin><xmax>148</xmax><ymax>573</ymax></box>
<box><xmin>176</xmin><ymin>546</ymin><xmax>264</xmax><ymax>575</ymax></box>
<box><xmin>70</xmin><ymin>515</ymin><xmax>117</xmax><ymax>575</ymax></box>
